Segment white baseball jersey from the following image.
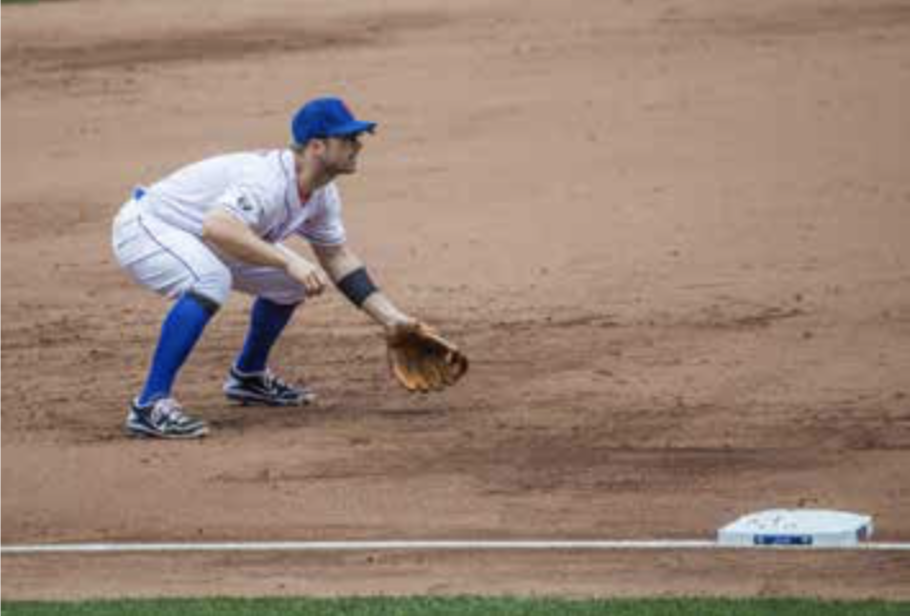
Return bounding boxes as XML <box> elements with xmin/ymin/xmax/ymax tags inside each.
<box><xmin>142</xmin><ymin>148</ymin><xmax>346</xmax><ymax>246</ymax></box>
<box><xmin>112</xmin><ymin>148</ymin><xmax>344</xmax><ymax>307</ymax></box>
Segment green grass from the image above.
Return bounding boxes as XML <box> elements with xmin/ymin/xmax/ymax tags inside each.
<box><xmin>2</xmin><ymin>597</ymin><xmax>908</xmax><ymax>616</ymax></box>
<box><xmin>1</xmin><ymin>0</ymin><xmax>70</xmax><ymax>5</ymax></box>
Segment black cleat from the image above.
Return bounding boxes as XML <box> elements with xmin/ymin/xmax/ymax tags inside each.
<box><xmin>125</xmin><ymin>398</ymin><xmax>209</xmax><ymax>439</ymax></box>
<box><xmin>223</xmin><ymin>367</ymin><xmax>316</xmax><ymax>406</ymax></box>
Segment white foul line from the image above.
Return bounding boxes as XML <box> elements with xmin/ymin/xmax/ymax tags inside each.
<box><xmin>3</xmin><ymin>539</ymin><xmax>910</xmax><ymax>555</ymax></box>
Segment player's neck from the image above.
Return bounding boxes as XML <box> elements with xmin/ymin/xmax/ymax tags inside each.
<box><xmin>294</xmin><ymin>154</ymin><xmax>335</xmax><ymax>202</ymax></box>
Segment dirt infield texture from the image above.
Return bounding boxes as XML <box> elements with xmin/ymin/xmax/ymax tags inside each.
<box><xmin>3</xmin><ymin>0</ymin><xmax>910</xmax><ymax>600</ymax></box>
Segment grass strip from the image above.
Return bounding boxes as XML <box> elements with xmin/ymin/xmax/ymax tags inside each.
<box><xmin>3</xmin><ymin>596</ymin><xmax>909</xmax><ymax>616</ymax></box>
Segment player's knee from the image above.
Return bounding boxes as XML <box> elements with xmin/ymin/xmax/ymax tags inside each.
<box><xmin>193</xmin><ymin>267</ymin><xmax>233</xmax><ymax>307</ymax></box>
<box><xmin>184</xmin><ymin>289</ymin><xmax>222</xmax><ymax>316</ymax></box>
<box><xmin>263</xmin><ymin>286</ymin><xmax>307</xmax><ymax>306</ymax></box>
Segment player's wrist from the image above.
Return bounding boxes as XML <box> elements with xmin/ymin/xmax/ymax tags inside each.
<box><xmin>359</xmin><ymin>294</ymin><xmax>406</xmax><ymax>331</ymax></box>
<box><xmin>382</xmin><ymin>314</ymin><xmax>418</xmax><ymax>336</ymax></box>
<box><xmin>280</xmin><ymin>251</ymin><xmax>304</xmax><ymax>272</ymax></box>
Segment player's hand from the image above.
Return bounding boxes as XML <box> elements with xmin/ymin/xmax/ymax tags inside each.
<box><xmin>384</xmin><ymin>315</ymin><xmax>421</xmax><ymax>339</ymax></box>
<box><xmin>286</xmin><ymin>257</ymin><xmax>328</xmax><ymax>296</ymax></box>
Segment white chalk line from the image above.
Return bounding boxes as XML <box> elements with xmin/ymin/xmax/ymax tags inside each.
<box><xmin>3</xmin><ymin>539</ymin><xmax>910</xmax><ymax>555</ymax></box>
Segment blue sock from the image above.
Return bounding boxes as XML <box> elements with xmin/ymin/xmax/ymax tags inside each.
<box><xmin>235</xmin><ymin>298</ymin><xmax>298</xmax><ymax>374</ymax></box>
<box><xmin>138</xmin><ymin>293</ymin><xmax>217</xmax><ymax>406</ymax></box>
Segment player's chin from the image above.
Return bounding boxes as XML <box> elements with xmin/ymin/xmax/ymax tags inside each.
<box><xmin>337</xmin><ymin>160</ymin><xmax>358</xmax><ymax>174</ymax></box>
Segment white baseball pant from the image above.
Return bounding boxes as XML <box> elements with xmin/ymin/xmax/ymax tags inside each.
<box><xmin>111</xmin><ymin>198</ymin><xmax>307</xmax><ymax>307</ymax></box>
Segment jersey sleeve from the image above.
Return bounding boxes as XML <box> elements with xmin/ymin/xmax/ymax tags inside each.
<box><xmin>214</xmin><ymin>166</ymin><xmax>285</xmax><ymax>238</ymax></box>
<box><xmin>296</xmin><ymin>182</ymin><xmax>347</xmax><ymax>246</ymax></box>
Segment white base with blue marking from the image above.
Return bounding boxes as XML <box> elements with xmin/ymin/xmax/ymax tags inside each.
<box><xmin>718</xmin><ymin>509</ymin><xmax>873</xmax><ymax>547</ymax></box>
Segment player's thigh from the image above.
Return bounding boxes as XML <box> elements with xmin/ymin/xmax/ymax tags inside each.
<box><xmin>112</xmin><ymin>207</ymin><xmax>232</xmax><ymax>305</ymax></box>
<box><xmin>230</xmin><ymin>244</ymin><xmax>308</xmax><ymax>305</ymax></box>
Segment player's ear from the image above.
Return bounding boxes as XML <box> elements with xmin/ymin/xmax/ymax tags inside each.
<box><xmin>306</xmin><ymin>138</ymin><xmax>326</xmax><ymax>156</ymax></box>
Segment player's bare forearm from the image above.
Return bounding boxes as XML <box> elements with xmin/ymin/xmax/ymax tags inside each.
<box><xmin>204</xmin><ymin>209</ymin><xmax>327</xmax><ymax>295</ymax></box>
<box><xmin>313</xmin><ymin>243</ymin><xmax>413</xmax><ymax>331</ymax></box>
<box><xmin>312</xmin><ymin>242</ymin><xmax>363</xmax><ymax>282</ymax></box>
<box><xmin>361</xmin><ymin>292</ymin><xmax>415</xmax><ymax>332</ymax></box>
<box><xmin>202</xmin><ymin>209</ymin><xmax>291</xmax><ymax>269</ymax></box>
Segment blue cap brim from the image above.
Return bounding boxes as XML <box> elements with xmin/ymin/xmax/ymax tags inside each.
<box><xmin>325</xmin><ymin>120</ymin><xmax>377</xmax><ymax>137</ymax></box>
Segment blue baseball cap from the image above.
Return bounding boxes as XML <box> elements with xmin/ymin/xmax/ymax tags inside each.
<box><xmin>290</xmin><ymin>97</ymin><xmax>377</xmax><ymax>147</ymax></box>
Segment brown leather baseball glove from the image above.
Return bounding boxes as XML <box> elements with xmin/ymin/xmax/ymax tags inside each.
<box><xmin>386</xmin><ymin>322</ymin><xmax>469</xmax><ymax>392</ymax></box>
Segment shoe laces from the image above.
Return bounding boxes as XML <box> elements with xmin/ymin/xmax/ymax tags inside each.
<box><xmin>152</xmin><ymin>398</ymin><xmax>193</xmax><ymax>424</ymax></box>
<box><xmin>262</xmin><ymin>370</ymin><xmax>292</xmax><ymax>393</ymax></box>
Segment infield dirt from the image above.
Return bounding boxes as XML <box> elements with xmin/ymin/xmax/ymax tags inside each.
<box><xmin>3</xmin><ymin>0</ymin><xmax>910</xmax><ymax>600</ymax></box>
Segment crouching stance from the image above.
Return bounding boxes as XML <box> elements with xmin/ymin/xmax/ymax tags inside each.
<box><xmin>112</xmin><ymin>97</ymin><xmax>415</xmax><ymax>438</ymax></box>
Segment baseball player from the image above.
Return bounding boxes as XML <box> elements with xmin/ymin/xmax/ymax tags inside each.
<box><xmin>111</xmin><ymin>97</ymin><xmax>418</xmax><ymax>439</ymax></box>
